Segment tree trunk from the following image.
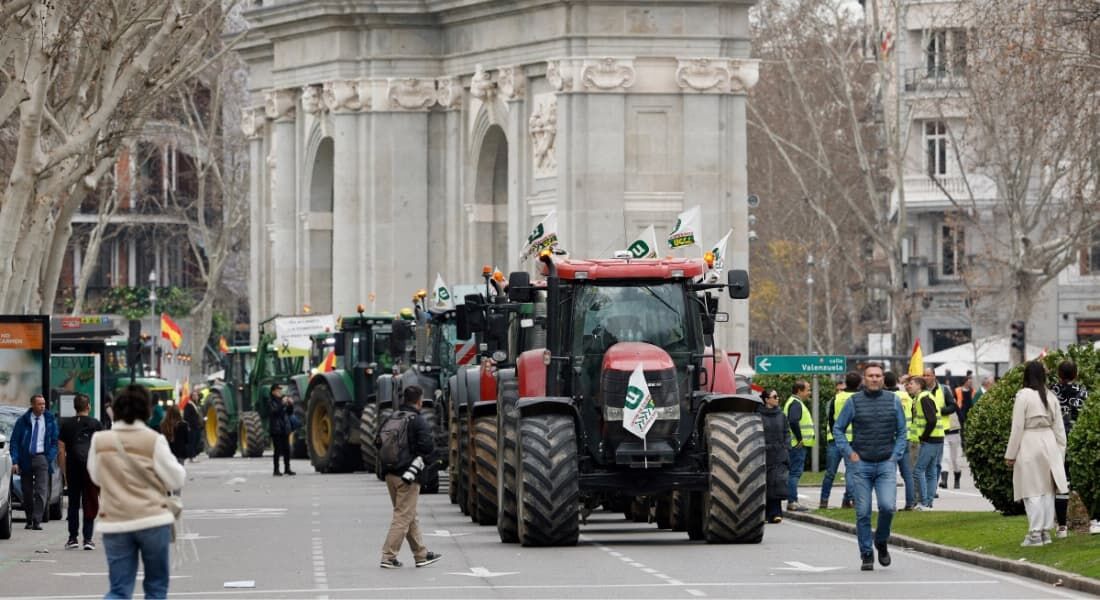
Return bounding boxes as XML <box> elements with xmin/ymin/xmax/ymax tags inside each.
<box><xmin>40</xmin><ymin>189</ymin><xmax>89</xmax><ymax>312</ymax></box>
<box><xmin>71</xmin><ymin>193</ymin><xmax>119</xmax><ymax>315</ymax></box>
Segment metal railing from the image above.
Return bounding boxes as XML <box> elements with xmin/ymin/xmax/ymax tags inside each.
<box><xmin>903</xmin><ymin>66</ymin><xmax>968</xmax><ymax>92</ymax></box>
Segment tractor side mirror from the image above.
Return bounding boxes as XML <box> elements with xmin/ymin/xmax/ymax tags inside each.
<box><xmin>333</xmin><ymin>332</ymin><xmax>346</xmax><ymax>356</ymax></box>
<box><xmin>507</xmin><ymin>271</ymin><xmax>533</xmax><ymax>303</ymax></box>
<box><xmin>727</xmin><ymin>269</ymin><xmax>750</xmax><ymax>300</ymax></box>
<box><xmin>456</xmin><ymin>305</ymin><xmax>471</xmax><ymax>341</ymax></box>
<box><xmin>463</xmin><ymin>294</ymin><xmax>487</xmax><ymax>333</ymax></box>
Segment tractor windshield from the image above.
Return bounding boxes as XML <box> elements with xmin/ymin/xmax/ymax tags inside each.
<box><xmin>571</xmin><ymin>282</ymin><xmax>690</xmax><ymax>356</ymax></box>
<box><xmin>372</xmin><ymin>332</ymin><xmax>394</xmax><ymax>371</ymax></box>
<box><xmin>428</xmin><ymin>322</ymin><xmax>457</xmax><ymax>372</ymax></box>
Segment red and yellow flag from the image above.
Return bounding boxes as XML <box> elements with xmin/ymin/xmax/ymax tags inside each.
<box><xmin>180</xmin><ymin>379</ymin><xmax>191</xmax><ymax>407</ymax></box>
<box><xmin>319</xmin><ymin>350</ymin><xmax>336</xmax><ymax>373</ymax></box>
<box><xmin>908</xmin><ymin>339</ymin><xmax>924</xmax><ymax>376</ymax></box>
<box><xmin>218</xmin><ymin>336</ymin><xmax>230</xmax><ymax>354</ymax></box>
<box><xmin>161</xmin><ymin>313</ymin><xmax>183</xmax><ymax>349</ymax></box>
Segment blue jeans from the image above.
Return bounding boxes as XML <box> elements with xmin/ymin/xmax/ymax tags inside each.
<box><xmin>788</xmin><ymin>446</ymin><xmax>806</xmax><ymax>504</ymax></box>
<box><xmin>102</xmin><ymin>525</ymin><xmax>172</xmax><ymax>599</ymax></box>
<box><xmin>820</xmin><ymin>442</ymin><xmax>853</xmax><ymax>504</ymax></box>
<box><xmin>897</xmin><ymin>445</ymin><xmax>916</xmax><ymax>508</ymax></box>
<box><xmin>915</xmin><ymin>442</ymin><xmax>944</xmax><ymax>508</ymax></box>
<box><xmin>846</xmin><ymin>458</ymin><xmax>897</xmax><ymax>557</ymax></box>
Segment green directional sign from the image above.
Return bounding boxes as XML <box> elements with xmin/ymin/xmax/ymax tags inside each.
<box><xmin>754</xmin><ymin>354</ymin><xmax>846</xmax><ymax>375</ymax></box>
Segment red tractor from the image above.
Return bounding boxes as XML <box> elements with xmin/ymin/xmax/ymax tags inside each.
<box><xmin>496</xmin><ymin>254</ymin><xmax>761</xmax><ymax>546</ymax></box>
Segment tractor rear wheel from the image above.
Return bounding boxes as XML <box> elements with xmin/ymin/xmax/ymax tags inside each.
<box><xmin>630</xmin><ymin>497</ymin><xmax>650</xmax><ymax>523</ymax></box>
<box><xmin>456</xmin><ymin>413</ymin><xmax>470</xmax><ymax>515</ymax></box>
<box><xmin>359</xmin><ymin>402</ymin><xmax>380</xmax><ymax>475</ymax></box>
<box><xmin>203</xmin><ymin>392</ymin><xmax>236</xmax><ymax>458</ymax></box>
<box><xmin>420</xmin><ymin>406</ymin><xmax>440</xmax><ymax>494</ymax></box>
<box><xmin>473</xmin><ymin>415</ymin><xmax>498</xmax><ymax>525</ymax></box>
<box><xmin>290</xmin><ymin>389</ymin><xmax>308</xmax><ymax>459</ymax></box>
<box><xmin>517</xmin><ymin>413</ymin><xmax>579</xmax><ymax>547</ymax></box>
<box><xmin>307</xmin><ymin>384</ymin><xmax>360</xmax><ymax>473</ymax></box>
<box><xmin>448</xmin><ymin>385</ymin><xmax>460</xmax><ymax>504</ymax></box>
<box><xmin>656</xmin><ymin>494</ymin><xmax>673</xmax><ymax>529</ymax></box>
<box><xmin>496</xmin><ymin>379</ymin><xmax>520</xmax><ymax>543</ymax></box>
<box><xmin>703</xmin><ymin>412</ymin><xmax>766</xmax><ymax>543</ymax></box>
<box><xmin>238</xmin><ymin>411</ymin><xmax>266</xmax><ymax>458</ymax></box>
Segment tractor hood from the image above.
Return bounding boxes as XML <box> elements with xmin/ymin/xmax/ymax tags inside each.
<box><xmin>601</xmin><ymin>342</ymin><xmax>674</xmax><ymax>373</ymax></box>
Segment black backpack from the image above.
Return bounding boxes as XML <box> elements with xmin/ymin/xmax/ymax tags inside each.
<box><xmin>376</xmin><ymin>411</ymin><xmax>416</xmax><ymax>472</ymax></box>
<box><xmin>70</xmin><ymin>416</ymin><xmax>100</xmax><ymax>465</ymax></box>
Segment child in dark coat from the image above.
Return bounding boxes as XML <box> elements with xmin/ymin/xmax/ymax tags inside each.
<box><xmin>759</xmin><ymin>389</ymin><xmax>791</xmax><ymax>523</ymax></box>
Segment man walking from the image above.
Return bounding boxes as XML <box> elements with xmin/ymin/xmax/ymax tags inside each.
<box><xmin>923</xmin><ymin>367</ymin><xmax>958</xmax><ymax>490</ymax></box>
<box><xmin>833</xmin><ymin>363</ymin><xmax>907</xmax><ymax>571</ymax></box>
<box><xmin>10</xmin><ymin>394</ymin><xmax>59</xmax><ymax>530</ymax></box>
<box><xmin>783</xmin><ymin>380</ymin><xmax>815</xmax><ymax>512</ymax></box>
<box><xmin>377</xmin><ymin>385</ymin><xmax>442</xmax><ymax>569</ymax></box>
<box><xmin>59</xmin><ymin>393</ymin><xmax>103</xmax><ymax>549</ymax></box>
<box><xmin>268</xmin><ymin>384</ymin><xmax>295</xmax><ymax>476</ymax></box>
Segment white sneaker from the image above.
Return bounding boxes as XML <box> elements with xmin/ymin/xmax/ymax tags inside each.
<box><xmin>1056</xmin><ymin>526</ymin><xmax>1068</xmax><ymax>539</ymax></box>
<box><xmin>1089</xmin><ymin>520</ymin><xmax>1100</xmax><ymax>535</ymax></box>
<box><xmin>1041</xmin><ymin>530</ymin><xmax>1052</xmax><ymax>545</ymax></box>
<box><xmin>1020</xmin><ymin>531</ymin><xmax>1044</xmax><ymax>547</ymax></box>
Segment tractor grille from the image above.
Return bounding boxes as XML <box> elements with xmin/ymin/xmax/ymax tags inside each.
<box><xmin>600</xmin><ymin>366</ymin><xmax>680</xmax><ymax>446</ymax></box>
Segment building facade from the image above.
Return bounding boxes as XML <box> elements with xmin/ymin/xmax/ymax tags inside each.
<box><xmin>235</xmin><ymin>0</ymin><xmax>759</xmax><ymax>353</ymax></box>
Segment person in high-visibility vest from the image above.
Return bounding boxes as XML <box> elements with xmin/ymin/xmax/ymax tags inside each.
<box><xmin>884</xmin><ymin>371</ymin><xmax>917</xmax><ymax>511</ymax></box>
<box><xmin>923</xmin><ymin>368</ymin><xmax>959</xmax><ymax>491</ymax></box>
<box><xmin>912</xmin><ymin>374</ymin><xmax>945</xmax><ymax>510</ymax></box>
<box><xmin>783</xmin><ymin>380</ymin><xmax>815</xmax><ymax>512</ymax></box>
<box><xmin>901</xmin><ymin>375</ymin><xmax>924</xmax><ymax>507</ymax></box>
<box><xmin>819</xmin><ymin>372</ymin><xmax>860</xmax><ymax>509</ymax></box>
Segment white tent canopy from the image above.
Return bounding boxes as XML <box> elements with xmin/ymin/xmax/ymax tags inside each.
<box><xmin>933</xmin><ymin>360</ymin><xmax>993</xmax><ymax>378</ymax></box>
<box><xmin>922</xmin><ymin>335</ymin><xmax>1044</xmax><ymax>368</ymax></box>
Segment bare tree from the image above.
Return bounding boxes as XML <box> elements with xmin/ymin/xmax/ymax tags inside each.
<box><xmin>70</xmin><ymin>185</ymin><xmax>122</xmax><ymax>314</ymax></box>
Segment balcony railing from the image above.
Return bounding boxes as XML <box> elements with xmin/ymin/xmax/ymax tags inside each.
<box><xmin>904</xmin><ymin>66</ymin><xmax>968</xmax><ymax>92</ymax></box>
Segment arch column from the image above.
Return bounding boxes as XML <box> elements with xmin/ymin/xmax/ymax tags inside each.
<box><xmin>324</xmin><ymin>80</ymin><xmax>365</xmax><ymax>313</ymax></box>
<box><xmin>265</xmin><ymin>89</ymin><xmax>298</xmax><ymax>317</ymax></box>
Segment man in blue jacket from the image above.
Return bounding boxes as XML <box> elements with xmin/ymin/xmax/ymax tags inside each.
<box><xmin>834</xmin><ymin>363</ymin><xmax>907</xmax><ymax>572</ymax></box>
<box><xmin>10</xmin><ymin>393</ymin><xmax>59</xmax><ymax>530</ymax></box>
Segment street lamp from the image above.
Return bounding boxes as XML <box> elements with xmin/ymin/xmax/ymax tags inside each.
<box><xmin>806</xmin><ymin>253</ymin><xmax>814</xmax><ymax>354</ymax></box>
<box><xmin>148</xmin><ymin>271</ymin><xmax>157</xmax><ymax>376</ymax></box>
<box><xmin>148</xmin><ymin>270</ymin><xmax>158</xmax><ymax>318</ymax></box>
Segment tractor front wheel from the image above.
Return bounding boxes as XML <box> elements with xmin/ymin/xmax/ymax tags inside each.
<box><xmin>703</xmin><ymin>412</ymin><xmax>766</xmax><ymax>543</ymax></box>
<box><xmin>517</xmin><ymin>413</ymin><xmax>579</xmax><ymax>547</ymax></box>
<box><xmin>203</xmin><ymin>392</ymin><xmax>236</xmax><ymax>458</ymax></box>
<box><xmin>473</xmin><ymin>415</ymin><xmax>498</xmax><ymax>525</ymax></box>
<box><xmin>307</xmin><ymin>384</ymin><xmax>360</xmax><ymax>473</ymax></box>
<box><xmin>238</xmin><ymin>411</ymin><xmax>267</xmax><ymax>458</ymax></box>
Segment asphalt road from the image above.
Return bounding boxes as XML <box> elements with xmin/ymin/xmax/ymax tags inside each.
<box><xmin>0</xmin><ymin>456</ymin><xmax>1091</xmax><ymax>599</ymax></box>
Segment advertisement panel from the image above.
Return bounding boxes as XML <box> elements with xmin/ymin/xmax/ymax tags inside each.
<box><xmin>50</xmin><ymin>353</ymin><xmax>101</xmax><ymax>419</ymax></box>
<box><xmin>0</xmin><ymin>316</ymin><xmax>50</xmax><ymax>408</ymax></box>
<box><xmin>274</xmin><ymin>315</ymin><xmax>337</xmax><ymax>357</ymax></box>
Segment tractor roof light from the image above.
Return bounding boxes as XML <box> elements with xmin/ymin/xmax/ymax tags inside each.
<box><xmin>482</xmin><ymin>265</ymin><xmax>492</xmax><ymax>276</ymax></box>
<box><xmin>356</xmin><ymin>303</ymin><xmax>366</xmax><ymax>315</ymax></box>
<box><xmin>703</xmin><ymin>251</ymin><xmax>716</xmax><ymax>268</ymax></box>
<box><xmin>492</xmin><ymin>271</ymin><xmax>505</xmax><ymax>283</ymax></box>
<box><xmin>416</xmin><ymin>289</ymin><xmax>428</xmax><ymax>299</ymax></box>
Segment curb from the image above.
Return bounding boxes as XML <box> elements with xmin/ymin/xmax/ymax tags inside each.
<box><xmin>785</xmin><ymin>511</ymin><xmax>1100</xmax><ymax>596</ymax></box>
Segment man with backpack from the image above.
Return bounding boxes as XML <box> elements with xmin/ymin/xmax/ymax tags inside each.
<box><xmin>376</xmin><ymin>385</ymin><xmax>442</xmax><ymax>569</ymax></box>
<box><xmin>58</xmin><ymin>393</ymin><xmax>103</xmax><ymax>549</ymax></box>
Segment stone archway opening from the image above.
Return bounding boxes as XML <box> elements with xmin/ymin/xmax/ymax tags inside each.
<box><xmin>473</xmin><ymin>125</ymin><xmax>508</xmax><ymax>269</ymax></box>
<box><xmin>309</xmin><ymin>137</ymin><xmax>334</xmax><ymax>313</ymax></box>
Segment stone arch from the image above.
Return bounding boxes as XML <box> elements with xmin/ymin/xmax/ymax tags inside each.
<box><xmin>306</xmin><ymin>135</ymin><xmax>334</xmax><ymax>313</ymax></box>
<box><xmin>471</xmin><ymin>123</ymin><xmax>509</xmax><ymax>270</ymax></box>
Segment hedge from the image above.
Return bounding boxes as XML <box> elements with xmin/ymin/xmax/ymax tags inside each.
<box><xmin>964</xmin><ymin>343</ymin><xmax>1100</xmax><ymax>516</ymax></box>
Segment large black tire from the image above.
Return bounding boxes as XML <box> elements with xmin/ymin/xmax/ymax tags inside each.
<box><xmin>290</xmin><ymin>388</ymin><xmax>308</xmax><ymax>459</ymax></box>
<box><xmin>517</xmin><ymin>413</ymin><xmax>579</xmax><ymax>547</ymax></box>
<box><xmin>687</xmin><ymin>491</ymin><xmax>705</xmax><ymax>541</ymax></box>
<box><xmin>448</xmin><ymin>380</ymin><xmax>460</xmax><ymax>504</ymax></box>
<box><xmin>630</xmin><ymin>497</ymin><xmax>650</xmax><ymax>523</ymax></box>
<box><xmin>473</xmin><ymin>415</ymin><xmax>498</xmax><ymax>525</ymax></box>
<box><xmin>0</xmin><ymin>495</ymin><xmax>11</xmax><ymax>539</ymax></box>
<box><xmin>496</xmin><ymin>378</ymin><xmax>520</xmax><ymax>543</ymax></box>
<box><xmin>359</xmin><ymin>402</ymin><xmax>380</xmax><ymax>476</ymax></box>
<box><xmin>656</xmin><ymin>494</ymin><xmax>673</xmax><ymax>529</ymax></box>
<box><xmin>238</xmin><ymin>411</ymin><xmax>266</xmax><ymax>458</ymax></box>
<box><xmin>670</xmin><ymin>491</ymin><xmax>688</xmax><ymax>531</ymax></box>
<box><xmin>703</xmin><ymin>412</ymin><xmax>766</xmax><ymax>544</ymax></box>
<box><xmin>203</xmin><ymin>392</ymin><xmax>236</xmax><ymax>458</ymax></box>
<box><xmin>374</xmin><ymin>407</ymin><xmax>393</xmax><ymax>481</ymax></box>
<box><xmin>307</xmin><ymin>384</ymin><xmax>361</xmax><ymax>473</ymax></box>
<box><xmin>456</xmin><ymin>412</ymin><xmax>470</xmax><ymax>515</ymax></box>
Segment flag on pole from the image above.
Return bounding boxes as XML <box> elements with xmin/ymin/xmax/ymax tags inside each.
<box><xmin>319</xmin><ymin>350</ymin><xmax>337</xmax><ymax>373</ymax></box>
<box><xmin>520</xmin><ymin>210</ymin><xmax>560</xmax><ymax>261</ymax></box>
<box><xmin>433</xmin><ymin>273</ymin><xmax>455</xmax><ymax>310</ymax></box>
<box><xmin>908</xmin><ymin>339</ymin><xmax>924</xmax><ymax>376</ymax></box>
<box><xmin>710</xmin><ymin>229</ymin><xmax>732</xmax><ymax>268</ymax></box>
<box><xmin>623</xmin><ymin>364</ymin><xmax>658</xmax><ymax>440</ymax></box>
<box><xmin>627</xmin><ymin>225</ymin><xmax>659</xmax><ymax>259</ymax></box>
<box><xmin>161</xmin><ymin>313</ymin><xmax>183</xmax><ymax>350</ymax></box>
<box><xmin>218</xmin><ymin>336</ymin><xmax>230</xmax><ymax>354</ymax></box>
<box><xmin>667</xmin><ymin>206</ymin><xmax>701</xmax><ymax>249</ymax></box>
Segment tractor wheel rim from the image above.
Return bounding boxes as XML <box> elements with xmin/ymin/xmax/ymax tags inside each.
<box><xmin>311</xmin><ymin>402</ymin><xmax>331</xmax><ymax>455</ymax></box>
<box><xmin>205</xmin><ymin>406</ymin><xmax>218</xmax><ymax>447</ymax></box>
<box><xmin>240</xmin><ymin>422</ymin><xmax>248</xmax><ymax>451</ymax></box>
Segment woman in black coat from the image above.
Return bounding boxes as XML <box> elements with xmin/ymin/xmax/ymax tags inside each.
<box><xmin>759</xmin><ymin>389</ymin><xmax>791</xmax><ymax>523</ymax></box>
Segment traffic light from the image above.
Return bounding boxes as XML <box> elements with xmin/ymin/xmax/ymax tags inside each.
<box><xmin>1010</xmin><ymin>320</ymin><xmax>1026</xmax><ymax>353</ymax></box>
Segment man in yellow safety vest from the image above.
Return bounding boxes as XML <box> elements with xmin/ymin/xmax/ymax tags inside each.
<box><xmin>887</xmin><ymin>371</ymin><xmax>917</xmax><ymax>510</ymax></box>
<box><xmin>923</xmin><ymin>368</ymin><xmax>958</xmax><ymax>492</ymax></box>
<box><xmin>819</xmin><ymin>372</ymin><xmax>860</xmax><ymax>509</ymax></box>
<box><xmin>783</xmin><ymin>380</ymin><xmax>815</xmax><ymax>512</ymax></box>
<box><xmin>913</xmin><ymin>374</ymin><xmax>945</xmax><ymax>510</ymax></box>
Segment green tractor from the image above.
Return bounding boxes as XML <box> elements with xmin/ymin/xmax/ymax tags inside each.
<box><xmin>103</xmin><ymin>338</ymin><xmax>177</xmax><ymax>412</ymax></box>
<box><xmin>302</xmin><ymin>309</ymin><xmax>395</xmax><ymax>473</ymax></box>
<box><xmin>202</xmin><ymin>332</ymin><xmax>305</xmax><ymax>458</ymax></box>
<box><xmin>287</xmin><ymin>332</ymin><xmax>338</xmax><ymax>459</ymax></box>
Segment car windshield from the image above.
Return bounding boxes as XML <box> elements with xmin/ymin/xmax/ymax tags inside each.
<box><xmin>571</xmin><ymin>282</ymin><xmax>690</xmax><ymax>355</ymax></box>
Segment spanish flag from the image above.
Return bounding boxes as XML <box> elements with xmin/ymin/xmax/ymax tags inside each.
<box><xmin>161</xmin><ymin>313</ymin><xmax>183</xmax><ymax>349</ymax></box>
<box><xmin>908</xmin><ymin>339</ymin><xmax>924</xmax><ymax>377</ymax></box>
<box><xmin>319</xmin><ymin>350</ymin><xmax>336</xmax><ymax>373</ymax></box>
<box><xmin>218</xmin><ymin>336</ymin><xmax>230</xmax><ymax>354</ymax></box>
<box><xmin>180</xmin><ymin>379</ymin><xmax>192</xmax><ymax>407</ymax></box>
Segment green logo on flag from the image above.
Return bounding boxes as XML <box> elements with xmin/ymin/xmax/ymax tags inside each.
<box><xmin>438</xmin><ymin>288</ymin><xmax>450</xmax><ymax>301</ymax></box>
<box><xmin>625</xmin><ymin>384</ymin><xmax>645</xmax><ymax>410</ymax></box>
<box><xmin>627</xmin><ymin>240</ymin><xmax>650</xmax><ymax>259</ymax></box>
<box><xmin>527</xmin><ymin>223</ymin><xmax>544</xmax><ymax>244</ymax></box>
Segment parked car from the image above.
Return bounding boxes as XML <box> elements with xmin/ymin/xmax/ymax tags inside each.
<box><xmin>0</xmin><ymin>406</ymin><xmax>62</xmax><ymax>524</ymax></box>
<box><xmin>0</xmin><ymin>427</ymin><xmax>11</xmax><ymax>539</ymax></box>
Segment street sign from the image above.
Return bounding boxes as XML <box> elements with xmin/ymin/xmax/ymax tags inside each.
<box><xmin>754</xmin><ymin>354</ymin><xmax>846</xmax><ymax>375</ymax></box>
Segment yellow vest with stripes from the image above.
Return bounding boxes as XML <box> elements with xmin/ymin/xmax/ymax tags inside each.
<box><xmin>827</xmin><ymin>391</ymin><xmax>854</xmax><ymax>442</ymax></box>
<box><xmin>897</xmin><ymin>390</ymin><xmax>919</xmax><ymax>443</ymax></box>
<box><xmin>783</xmin><ymin>396</ymin><xmax>816</xmax><ymax>448</ymax></box>
<box><xmin>931</xmin><ymin>385</ymin><xmax>951</xmax><ymax>435</ymax></box>
<box><xmin>912</xmin><ymin>390</ymin><xmax>945</xmax><ymax>439</ymax></box>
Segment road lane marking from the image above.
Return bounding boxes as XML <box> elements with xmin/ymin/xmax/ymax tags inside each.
<box><xmin>448</xmin><ymin>566</ymin><xmax>520</xmax><ymax>578</ymax></box>
<box><xmin>686</xmin><ymin>589</ymin><xmax>706</xmax><ymax>597</ymax></box>
<box><xmin>185</xmin><ymin>508</ymin><xmax>287</xmax><ymax>519</ymax></box>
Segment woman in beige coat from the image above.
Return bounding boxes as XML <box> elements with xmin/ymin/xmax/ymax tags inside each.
<box><xmin>1004</xmin><ymin>361</ymin><xmax>1068</xmax><ymax>547</ymax></box>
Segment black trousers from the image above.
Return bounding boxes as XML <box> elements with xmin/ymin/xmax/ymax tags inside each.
<box><xmin>272</xmin><ymin>433</ymin><xmax>291</xmax><ymax>473</ymax></box>
<box><xmin>66</xmin><ymin>464</ymin><xmax>98</xmax><ymax>541</ymax></box>
<box><xmin>22</xmin><ymin>454</ymin><xmax>48</xmax><ymax>525</ymax></box>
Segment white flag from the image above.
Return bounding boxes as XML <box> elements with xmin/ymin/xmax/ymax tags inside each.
<box><xmin>627</xmin><ymin>225</ymin><xmax>659</xmax><ymax>259</ymax></box>
<box><xmin>667</xmin><ymin>206</ymin><xmax>701</xmax><ymax>249</ymax></box>
<box><xmin>710</xmin><ymin>229</ymin><xmax>732</xmax><ymax>268</ymax></box>
<box><xmin>520</xmin><ymin>210</ymin><xmax>560</xmax><ymax>261</ymax></box>
<box><xmin>432</xmin><ymin>273</ymin><xmax>455</xmax><ymax>310</ymax></box>
<box><xmin>622</xmin><ymin>364</ymin><xmax>658</xmax><ymax>440</ymax></box>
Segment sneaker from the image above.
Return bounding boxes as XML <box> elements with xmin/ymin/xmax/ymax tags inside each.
<box><xmin>860</xmin><ymin>553</ymin><xmax>874</xmax><ymax>571</ymax></box>
<box><xmin>65</xmin><ymin>538</ymin><xmax>79</xmax><ymax>550</ymax></box>
<box><xmin>840</xmin><ymin>499</ymin><xmax>854</xmax><ymax>509</ymax></box>
<box><xmin>902</xmin><ymin>504</ymin><xmax>916</xmax><ymax>511</ymax></box>
<box><xmin>83</xmin><ymin>540</ymin><xmax>96</xmax><ymax>551</ymax></box>
<box><xmin>1090</xmin><ymin>520</ymin><xmax>1100</xmax><ymax>535</ymax></box>
<box><xmin>1056</xmin><ymin>526</ymin><xmax>1068</xmax><ymax>539</ymax></box>
<box><xmin>875</xmin><ymin>541</ymin><xmax>891</xmax><ymax>567</ymax></box>
<box><xmin>770</xmin><ymin>516</ymin><xmax>783</xmax><ymax>524</ymax></box>
<box><xmin>379</xmin><ymin>558</ymin><xmax>403</xmax><ymax>569</ymax></box>
<box><xmin>1041</xmin><ymin>530</ymin><xmax>1052</xmax><ymax>545</ymax></box>
<box><xmin>787</xmin><ymin>502</ymin><xmax>809</xmax><ymax>513</ymax></box>
<box><xmin>1020</xmin><ymin>531</ymin><xmax>1044</xmax><ymax>547</ymax></box>
<box><xmin>914</xmin><ymin>504</ymin><xmax>932</xmax><ymax>512</ymax></box>
<box><xmin>416</xmin><ymin>552</ymin><xmax>443</xmax><ymax>568</ymax></box>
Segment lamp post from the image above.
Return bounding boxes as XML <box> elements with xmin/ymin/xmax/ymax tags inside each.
<box><xmin>806</xmin><ymin>253</ymin><xmax>820</xmax><ymax>471</ymax></box>
<box><xmin>148</xmin><ymin>271</ymin><xmax>157</xmax><ymax>375</ymax></box>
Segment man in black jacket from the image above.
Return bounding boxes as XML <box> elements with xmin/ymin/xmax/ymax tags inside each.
<box><xmin>378</xmin><ymin>385</ymin><xmax>442</xmax><ymax>569</ymax></box>
<box><xmin>268</xmin><ymin>384</ymin><xmax>295</xmax><ymax>476</ymax></box>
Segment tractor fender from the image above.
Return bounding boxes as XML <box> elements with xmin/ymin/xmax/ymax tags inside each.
<box><xmin>515</xmin><ymin>350</ymin><xmax>546</xmax><ymax>398</ymax></box>
<box><xmin>461</xmin><ymin>366</ymin><xmax>481</xmax><ymax>410</ymax></box>
<box><xmin>517</xmin><ymin>396</ymin><xmax>576</xmax><ymax>420</ymax></box>
<box><xmin>471</xmin><ymin>399</ymin><xmax>498</xmax><ymax>420</ymax></box>
<box><xmin>495</xmin><ymin>368</ymin><xmax>516</xmax><ymax>398</ymax></box>
<box><xmin>210</xmin><ymin>383</ymin><xmax>237</xmax><ymax>415</ymax></box>
<box><xmin>307</xmin><ymin>372</ymin><xmax>353</xmax><ymax>406</ymax></box>
<box><xmin>693</xmin><ymin>393</ymin><xmax>762</xmax><ymax>432</ymax></box>
<box><xmin>376</xmin><ymin>374</ymin><xmax>396</xmax><ymax>412</ymax></box>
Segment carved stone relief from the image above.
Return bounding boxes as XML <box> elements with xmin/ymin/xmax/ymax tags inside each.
<box><xmin>241</xmin><ymin>107</ymin><xmax>262</xmax><ymax>138</ymax></box>
<box><xmin>386</xmin><ymin>78</ymin><xmax>436</xmax><ymax>111</ymax></box>
<box><xmin>469</xmin><ymin>64</ymin><xmax>496</xmax><ymax>100</ymax></box>
<box><xmin>580</xmin><ymin>57</ymin><xmax>635</xmax><ymax>92</ymax></box>
<box><xmin>436</xmin><ymin>77</ymin><xmax>462</xmax><ymax>109</ymax></box>
<box><xmin>301</xmin><ymin>85</ymin><xmax>323</xmax><ymax>114</ymax></box>
<box><xmin>264</xmin><ymin>89</ymin><xmax>296</xmax><ymax>121</ymax></box>
<box><xmin>728</xmin><ymin>59</ymin><xmax>761</xmax><ymax>93</ymax></box>
<box><xmin>546</xmin><ymin>59</ymin><xmax>573</xmax><ymax>92</ymax></box>
<box><xmin>675</xmin><ymin>58</ymin><xmax>731</xmax><ymax>92</ymax></box>
<box><xmin>323</xmin><ymin>80</ymin><xmax>361</xmax><ymax>112</ymax></box>
<box><xmin>496</xmin><ymin>66</ymin><xmax>526</xmax><ymax>101</ymax></box>
<box><xmin>529</xmin><ymin>93</ymin><xmax>557</xmax><ymax>179</ymax></box>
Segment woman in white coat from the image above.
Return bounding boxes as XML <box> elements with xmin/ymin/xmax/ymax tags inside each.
<box><xmin>1004</xmin><ymin>361</ymin><xmax>1068</xmax><ymax>547</ymax></box>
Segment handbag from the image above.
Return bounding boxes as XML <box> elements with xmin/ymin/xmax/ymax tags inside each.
<box><xmin>110</xmin><ymin>432</ymin><xmax>183</xmax><ymax>541</ymax></box>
